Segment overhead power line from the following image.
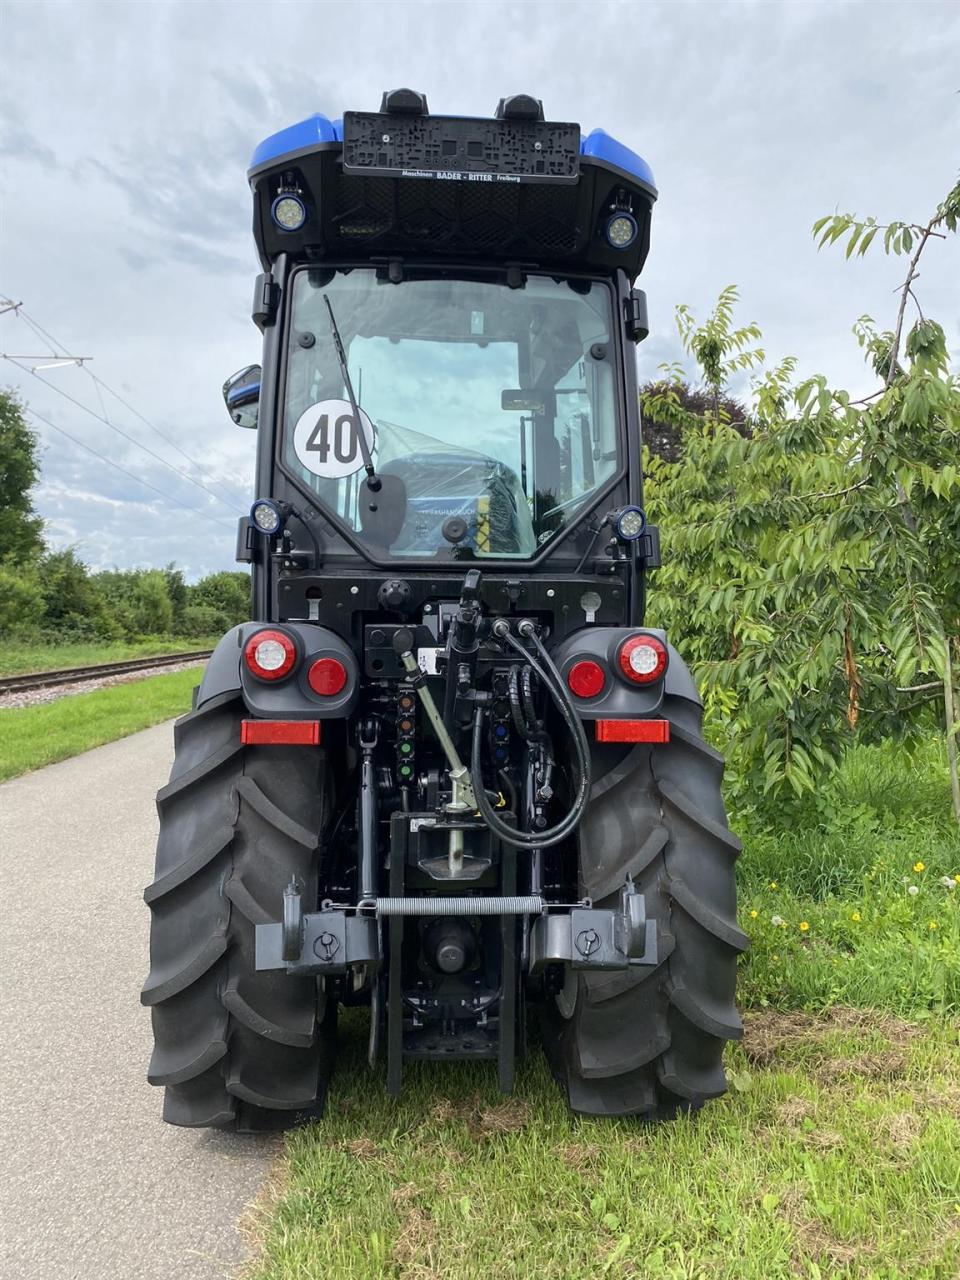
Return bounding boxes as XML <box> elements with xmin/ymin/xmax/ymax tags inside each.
<box><xmin>88</xmin><ymin>372</ymin><xmax>250</xmax><ymax>509</ymax></box>
<box><xmin>23</xmin><ymin>405</ymin><xmax>236</xmax><ymax>532</ymax></box>
<box><xmin>1</xmin><ymin>296</ymin><xmax>250</xmax><ymax>511</ymax></box>
<box><xmin>4</xmin><ymin>353</ymin><xmax>240</xmax><ymax>512</ymax></box>
<box><xmin>3</xmin><ymin>352</ymin><xmax>245</xmax><ymax>517</ymax></box>
<box><xmin>18</xmin><ymin>302</ymin><xmax>249</xmax><ymax>506</ymax></box>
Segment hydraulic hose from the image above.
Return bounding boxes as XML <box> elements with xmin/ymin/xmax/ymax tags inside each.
<box><xmin>470</xmin><ymin>623</ymin><xmax>591</xmax><ymax>849</ymax></box>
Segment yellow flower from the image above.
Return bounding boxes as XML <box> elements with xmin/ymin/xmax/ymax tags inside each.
<box><xmin>954</xmin><ymin>875</ymin><xmax>960</xmax><ymax>885</ymax></box>
<box><xmin>850</xmin><ymin>911</ymin><xmax>861</xmax><ymax>922</ymax></box>
<box><xmin>914</xmin><ymin>861</ymin><xmax>926</xmax><ymax>873</ymax></box>
<box><xmin>749</xmin><ymin>909</ymin><xmax>759</xmax><ymax>919</ymax></box>
<box><xmin>928</xmin><ymin>920</ymin><xmax>939</xmax><ymax>931</ymax></box>
<box><xmin>799</xmin><ymin>921</ymin><xmax>810</xmax><ymax>933</ymax></box>
<box><xmin>769</xmin><ymin>881</ymin><xmax>778</xmax><ymax>890</ymax></box>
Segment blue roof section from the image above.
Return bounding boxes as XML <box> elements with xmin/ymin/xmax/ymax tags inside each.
<box><xmin>249</xmin><ymin>114</ymin><xmax>655</xmax><ymax>195</ymax></box>
<box><xmin>249</xmin><ymin>113</ymin><xmax>339</xmax><ymax>172</ymax></box>
<box><xmin>581</xmin><ymin>129</ymin><xmax>656</xmax><ymax>194</ymax></box>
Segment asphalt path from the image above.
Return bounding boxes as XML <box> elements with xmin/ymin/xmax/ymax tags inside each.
<box><xmin>0</xmin><ymin>723</ymin><xmax>279</xmax><ymax>1280</ymax></box>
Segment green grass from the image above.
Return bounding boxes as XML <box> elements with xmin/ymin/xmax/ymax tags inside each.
<box><xmin>2</xmin><ymin>660</ymin><xmax>956</xmax><ymax>1275</ymax></box>
<box><xmin>0</xmin><ymin>668</ymin><xmax>197</xmax><ymax>780</ymax></box>
<box><xmin>0</xmin><ymin>635</ymin><xmax>219</xmax><ymax>676</ymax></box>
<box><xmin>246</xmin><ymin>737</ymin><xmax>960</xmax><ymax>1280</ymax></box>
<box><xmin>737</xmin><ymin>738</ymin><xmax>960</xmax><ymax>1016</ymax></box>
<box><xmin>247</xmin><ymin>1012</ymin><xmax>959</xmax><ymax>1280</ymax></box>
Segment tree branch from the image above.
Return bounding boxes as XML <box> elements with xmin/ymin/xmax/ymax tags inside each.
<box><xmin>804</xmin><ymin>478</ymin><xmax>870</xmax><ymax>501</ymax></box>
<box><xmin>886</xmin><ymin>212</ymin><xmax>943</xmax><ymax>387</ymax></box>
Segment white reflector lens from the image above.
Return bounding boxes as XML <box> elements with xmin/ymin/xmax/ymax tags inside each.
<box><xmin>272</xmin><ymin>194</ymin><xmax>306</xmax><ymax>231</ymax></box>
<box><xmin>255</xmin><ymin>639</ymin><xmax>288</xmax><ymax>671</ymax></box>
<box><xmin>605</xmin><ymin>212</ymin><xmax>638</xmax><ymax>249</ymax></box>
<box><xmin>628</xmin><ymin>644</ymin><xmax>659</xmax><ymax>675</ymax></box>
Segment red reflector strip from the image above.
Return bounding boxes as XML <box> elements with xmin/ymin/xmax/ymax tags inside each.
<box><xmin>241</xmin><ymin>720</ymin><xmax>321</xmax><ymax>746</ymax></box>
<box><xmin>595</xmin><ymin>719</ymin><xmax>670</xmax><ymax>744</ymax></box>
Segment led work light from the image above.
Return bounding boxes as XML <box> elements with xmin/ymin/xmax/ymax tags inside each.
<box><xmin>271</xmin><ymin>193</ymin><xmax>306</xmax><ymax>232</ymax></box>
<box><xmin>604</xmin><ymin>211</ymin><xmax>638</xmax><ymax>250</ymax></box>
<box><xmin>613</xmin><ymin>505</ymin><xmax>646</xmax><ymax>541</ymax></box>
<box><xmin>250</xmin><ymin>498</ymin><xmax>285</xmax><ymax>535</ymax></box>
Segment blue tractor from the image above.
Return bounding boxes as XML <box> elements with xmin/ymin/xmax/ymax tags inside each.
<box><xmin>142</xmin><ymin>90</ymin><xmax>744</xmax><ymax>1131</ymax></box>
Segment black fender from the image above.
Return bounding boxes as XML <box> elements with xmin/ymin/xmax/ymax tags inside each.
<box><xmin>548</xmin><ymin>626</ymin><xmax>700</xmax><ymax>719</ymax></box>
<box><xmin>195</xmin><ymin>622</ymin><xmax>361</xmax><ymax>721</ymax></box>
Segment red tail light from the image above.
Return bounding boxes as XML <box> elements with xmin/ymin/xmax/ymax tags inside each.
<box><xmin>243</xmin><ymin>629</ymin><xmax>297</xmax><ymax>681</ymax></box>
<box><xmin>308</xmin><ymin>657</ymin><xmax>348</xmax><ymax>696</ymax></box>
<box><xmin>567</xmin><ymin>659</ymin><xmax>606</xmax><ymax>698</ymax></box>
<box><xmin>617</xmin><ymin>635</ymin><xmax>668</xmax><ymax>685</ymax></box>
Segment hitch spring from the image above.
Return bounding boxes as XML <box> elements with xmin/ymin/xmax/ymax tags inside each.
<box><xmin>366</xmin><ymin>895</ymin><xmax>545</xmax><ymax>917</ymax></box>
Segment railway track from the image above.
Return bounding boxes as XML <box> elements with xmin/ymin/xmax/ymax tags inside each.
<box><xmin>0</xmin><ymin>650</ymin><xmax>213</xmax><ymax>696</ymax></box>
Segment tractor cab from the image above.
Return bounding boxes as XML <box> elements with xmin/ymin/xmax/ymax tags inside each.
<box><xmin>228</xmin><ymin>89</ymin><xmax>659</xmax><ymax>630</ymax></box>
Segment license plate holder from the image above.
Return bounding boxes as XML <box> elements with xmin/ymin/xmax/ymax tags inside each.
<box><xmin>343</xmin><ymin>112</ymin><xmax>580</xmax><ymax>184</ymax></box>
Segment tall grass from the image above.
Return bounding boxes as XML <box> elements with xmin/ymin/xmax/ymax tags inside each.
<box><xmin>737</xmin><ymin>737</ymin><xmax>960</xmax><ymax>1014</ymax></box>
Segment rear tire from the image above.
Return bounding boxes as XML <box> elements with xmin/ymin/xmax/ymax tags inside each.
<box><xmin>141</xmin><ymin>692</ymin><xmax>336</xmax><ymax>1130</ymax></box>
<box><xmin>545</xmin><ymin>690</ymin><xmax>747</xmax><ymax>1118</ymax></box>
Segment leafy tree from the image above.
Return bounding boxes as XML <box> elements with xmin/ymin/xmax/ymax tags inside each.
<box><xmin>644</xmin><ymin>181</ymin><xmax>960</xmax><ymax>820</ymax></box>
<box><xmin>93</xmin><ymin>568</ymin><xmax>175</xmax><ymax>637</ymax></box>
<box><xmin>132</xmin><ymin>570</ymin><xmax>175</xmax><ymax>635</ymax></box>
<box><xmin>162</xmin><ymin>564</ymin><xmax>188</xmax><ymax>631</ymax></box>
<box><xmin>0</xmin><ymin>389</ymin><xmax>45</xmax><ymax>565</ymax></box>
<box><xmin>39</xmin><ymin>549</ymin><xmax>119</xmax><ymax>638</ymax></box>
<box><xmin>0</xmin><ymin>564</ymin><xmax>43</xmax><ymax>634</ymax></box>
<box><xmin>187</xmin><ymin>570</ymin><xmax>251</xmax><ymax>629</ymax></box>
<box><xmin>640</xmin><ymin>377</ymin><xmax>750</xmax><ymax>462</ymax></box>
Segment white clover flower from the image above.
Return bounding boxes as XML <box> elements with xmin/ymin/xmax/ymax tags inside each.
<box><xmin>907</xmin><ymin>885</ymin><xmax>919</xmax><ymax>897</ymax></box>
<box><xmin>941</xmin><ymin>876</ymin><xmax>956</xmax><ymax>891</ymax></box>
<box><xmin>771</xmin><ymin>915</ymin><xmax>785</xmax><ymax>926</ymax></box>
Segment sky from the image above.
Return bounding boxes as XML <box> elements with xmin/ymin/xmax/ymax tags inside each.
<box><xmin>1</xmin><ymin>0</ymin><xmax>957</xmax><ymax>580</ymax></box>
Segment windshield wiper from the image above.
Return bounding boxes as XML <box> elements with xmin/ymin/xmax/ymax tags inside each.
<box><xmin>324</xmin><ymin>296</ymin><xmax>381</xmax><ymax>491</ymax></box>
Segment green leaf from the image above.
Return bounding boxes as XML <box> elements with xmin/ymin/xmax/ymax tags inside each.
<box><xmin>858</xmin><ymin>225</ymin><xmax>878</xmax><ymax>256</ymax></box>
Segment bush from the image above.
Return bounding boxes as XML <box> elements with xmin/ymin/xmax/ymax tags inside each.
<box><xmin>187</xmin><ymin>571</ymin><xmax>250</xmax><ymax>628</ymax></box>
<box><xmin>0</xmin><ymin>564</ymin><xmax>44</xmax><ymax>635</ymax></box>
<box><xmin>39</xmin><ymin>550</ymin><xmax>119</xmax><ymax>639</ymax></box>
<box><xmin>92</xmin><ymin>568</ymin><xmax>175</xmax><ymax>638</ymax></box>
<box><xmin>178</xmin><ymin>604</ymin><xmax>229</xmax><ymax>638</ymax></box>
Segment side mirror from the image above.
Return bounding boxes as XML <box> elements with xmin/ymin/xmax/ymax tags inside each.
<box><xmin>223</xmin><ymin>364</ymin><xmax>261</xmax><ymax>429</ymax></box>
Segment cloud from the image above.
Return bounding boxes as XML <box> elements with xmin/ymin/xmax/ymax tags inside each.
<box><xmin>1</xmin><ymin>0</ymin><xmax>958</xmax><ymax>579</ymax></box>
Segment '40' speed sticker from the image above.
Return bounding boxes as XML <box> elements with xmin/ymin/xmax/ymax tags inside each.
<box><xmin>292</xmin><ymin>399</ymin><xmax>376</xmax><ymax>479</ymax></box>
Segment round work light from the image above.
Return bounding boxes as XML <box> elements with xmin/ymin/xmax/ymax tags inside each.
<box><xmin>614</xmin><ymin>505</ymin><xmax>646</xmax><ymax>541</ymax></box>
<box><xmin>271</xmin><ymin>193</ymin><xmax>306</xmax><ymax>232</ymax></box>
<box><xmin>604</xmin><ymin>211</ymin><xmax>638</xmax><ymax>250</ymax></box>
<box><xmin>250</xmin><ymin>498</ymin><xmax>284</xmax><ymax>535</ymax></box>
